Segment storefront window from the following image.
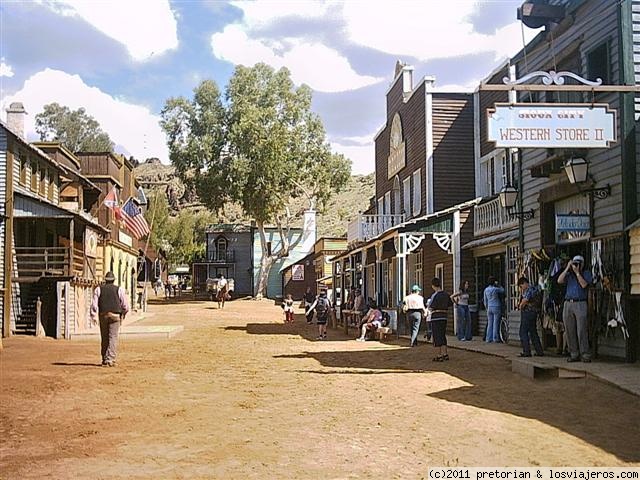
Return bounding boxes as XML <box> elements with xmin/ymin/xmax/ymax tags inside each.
<box><xmin>507</xmin><ymin>244</ymin><xmax>520</xmax><ymax>312</ymax></box>
<box><xmin>476</xmin><ymin>253</ymin><xmax>506</xmax><ymax>310</ymax></box>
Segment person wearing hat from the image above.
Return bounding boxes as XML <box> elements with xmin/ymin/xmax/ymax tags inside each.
<box><xmin>90</xmin><ymin>271</ymin><xmax>130</xmax><ymax>367</ymax></box>
<box><xmin>558</xmin><ymin>254</ymin><xmax>593</xmax><ymax>362</ymax></box>
<box><xmin>402</xmin><ymin>284</ymin><xmax>427</xmax><ymax>347</ymax></box>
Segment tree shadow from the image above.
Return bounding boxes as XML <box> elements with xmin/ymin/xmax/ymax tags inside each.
<box><xmin>275</xmin><ymin>347</ymin><xmax>640</xmax><ymax>462</ymax></box>
<box><xmin>222</xmin><ymin>314</ymin><xmax>354</xmax><ymax>342</ymax></box>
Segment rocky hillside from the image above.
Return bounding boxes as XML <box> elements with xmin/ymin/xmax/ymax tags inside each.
<box><xmin>134</xmin><ymin>159</ymin><xmax>375</xmax><ymax>238</ymax></box>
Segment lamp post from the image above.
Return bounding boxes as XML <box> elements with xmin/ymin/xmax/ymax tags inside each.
<box><xmin>498</xmin><ymin>184</ymin><xmax>535</xmax><ymax>220</ymax></box>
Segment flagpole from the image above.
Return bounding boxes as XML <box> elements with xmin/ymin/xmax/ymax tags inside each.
<box><xmin>141</xmin><ymin>190</ymin><xmax>159</xmax><ymax>312</ymax></box>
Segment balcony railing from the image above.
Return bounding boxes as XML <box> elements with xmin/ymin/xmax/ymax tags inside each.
<box><xmin>474</xmin><ymin>197</ymin><xmax>518</xmax><ymax>237</ymax></box>
<box><xmin>347</xmin><ymin>214</ymin><xmax>404</xmax><ymax>244</ymax></box>
<box><xmin>206</xmin><ymin>249</ymin><xmax>235</xmax><ymax>263</ymax></box>
<box><xmin>14</xmin><ymin>247</ymin><xmax>71</xmax><ymax>280</ymax></box>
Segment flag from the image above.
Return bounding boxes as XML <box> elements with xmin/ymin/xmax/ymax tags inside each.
<box><xmin>136</xmin><ymin>186</ymin><xmax>148</xmax><ymax>205</ymax></box>
<box><xmin>121</xmin><ymin>197</ymin><xmax>150</xmax><ymax>239</ymax></box>
<box><xmin>103</xmin><ymin>186</ymin><xmax>118</xmax><ymax>209</ymax></box>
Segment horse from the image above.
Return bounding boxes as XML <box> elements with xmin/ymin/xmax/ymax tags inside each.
<box><xmin>216</xmin><ymin>283</ymin><xmax>229</xmax><ymax>309</ymax></box>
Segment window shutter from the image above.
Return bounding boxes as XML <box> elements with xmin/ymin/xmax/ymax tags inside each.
<box><xmin>412</xmin><ymin>169</ymin><xmax>421</xmax><ymax>216</ymax></box>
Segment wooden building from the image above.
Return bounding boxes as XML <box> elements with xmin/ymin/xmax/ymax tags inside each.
<box><xmin>334</xmin><ymin>63</ymin><xmax>477</xmax><ymax>335</ymax></box>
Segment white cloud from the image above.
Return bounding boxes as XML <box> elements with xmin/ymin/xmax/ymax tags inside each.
<box><xmin>342</xmin><ymin>1</ymin><xmax>539</xmax><ymax>63</ymax></box>
<box><xmin>210</xmin><ymin>3</ymin><xmax>382</xmax><ymax>93</ymax></box>
<box><xmin>0</xmin><ymin>60</ymin><xmax>14</xmax><ymax>78</ymax></box>
<box><xmin>1</xmin><ymin>69</ymin><xmax>168</xmax><ymax>163</ymax></box>
<box><xmin>41</xmin><ymin>0</ymin><xmax>178</xmax><ymax>61</ymax></box>
<box><xmin>331</xmin><ymin>139</ymin><xmax>375</xmax><ymax>175</ymax></box>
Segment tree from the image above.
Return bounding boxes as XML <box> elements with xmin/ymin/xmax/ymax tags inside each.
<box><xmin>35</xmin><ymin>103</ymin><xmax>114</xmax><ymax>152</ymax></box>
<box><xmin>161</xmin><ymin>63</ymin><xmax>351</xmax><ymax>297</ymax></box>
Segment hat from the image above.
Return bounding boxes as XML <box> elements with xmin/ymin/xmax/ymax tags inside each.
<box><xmin>105</xmin><ymin>271</ymin><xmax>115</xmax><ymax>282</ymax></box>
<box><xmin>411</xmin><ymin>284</ymin><xmax>422</xmax><ymax>292</ymax></box>
<box><xmin>572</xmin><ymin>255</ymin><xmax>585</xmax><ymax>264</ymax></box>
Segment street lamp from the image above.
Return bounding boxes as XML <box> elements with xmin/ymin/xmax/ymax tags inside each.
<box><xmin>564</xmin><ymin>157</ymin><xmax>589</xmax><ymax>184</ymax></box>
<box><xmin>564</xmin><ymin>157</ymin><xmax>611</xmax><ymax>199</ymax></box>
<box><xmin>498</xmin><ymin>184</ymin><xmax>535</xmax><ymax>220</ymax></box>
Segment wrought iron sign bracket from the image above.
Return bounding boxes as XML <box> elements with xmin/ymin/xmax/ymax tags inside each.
<box><xmin>581</xmin><ymin>184</ymin><xmax>611</xmax><ymax>200</ymax></box>
<box><xmin>507</xmin><ymin>208</ymin><xmax>535</xmax><ymax>221</ymax></box>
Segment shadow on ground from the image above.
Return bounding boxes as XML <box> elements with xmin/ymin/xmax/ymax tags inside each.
<box><xmin>223</xmin><ymin>313</ymin><xmax>348</xmax><ymax>341</ymax></box>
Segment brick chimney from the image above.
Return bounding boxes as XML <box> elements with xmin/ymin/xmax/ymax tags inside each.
<box><xmin>6</xmin><ymin>102</ymin><xmax>27</xmax><ymax>139</ymax></box>
<box><xmin>394</xmin><ymin>61</ymin><xmax>414</xmax><ymax>101</ymax></box>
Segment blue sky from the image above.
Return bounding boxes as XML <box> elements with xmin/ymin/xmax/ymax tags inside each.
<box><xmin>0</xmin><ymin>0</ymin><xmax>539</xmax><ymax>174</ymax></box>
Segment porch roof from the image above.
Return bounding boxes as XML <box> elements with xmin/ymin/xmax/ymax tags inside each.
<box><xmin>462</xmin><ymin>230</ymin><xmax>519</xmax><ymax>250</ymax></box>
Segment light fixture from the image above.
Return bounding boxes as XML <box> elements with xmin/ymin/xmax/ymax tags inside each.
<box><xmin>498</xmin><ymin>184</ymin><xmax>535</xmax><ymax>220</ymax></box>
<box><xmin>564</xmin><ymin>157</ymin><xmax>611</xmax><ymax>199</ymax></box>
<box><xmin>564</xmin><ymin>157</ymin><xmax>589</xmax><ymax>184</ymax></box>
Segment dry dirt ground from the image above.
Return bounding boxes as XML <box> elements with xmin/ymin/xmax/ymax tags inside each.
<box><xmin>1</xmin><ymin>299</ymin><xmax>639</xmax><ymax>479</ymax></box>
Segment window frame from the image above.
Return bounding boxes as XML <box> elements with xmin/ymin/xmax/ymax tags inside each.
<box><xmin>402</xmin><ymin>176</ymin><xmax>411</xmax><ymax>218</ymax></box>
<box><xmin>412</xmin><ymin>168</ymin><xmax>421</xmax><ymax>217</ymax></box>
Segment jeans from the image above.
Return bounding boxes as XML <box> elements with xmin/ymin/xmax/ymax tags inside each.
<box><xmin>456</xmin><ymin>304</ymin><xmax>472</xmax><ymax>340</ymax></box>
<box><xmin>519</xmin><ymin>309</ymin><xmax>543</xmax><ymax>355</ymax></box>
<box><xmin>563</xmin><ymin>301</ymin><xmax>590</xmax><ymax>360</ymax></box>
<box><xmin>408</xmin><ymin>311</ymin><xmax>422</xmax><ymax>347</ymax></box>
<box><xmin>486</xmin><ymin>306</ymin><xmax>501</xmax><ymax>342</ymax></box>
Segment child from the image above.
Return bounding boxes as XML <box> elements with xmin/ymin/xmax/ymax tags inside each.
<box><xmin>281</xmin><ymin>294</ymin><xmax>295</xmax><ymax>323</ymax></box>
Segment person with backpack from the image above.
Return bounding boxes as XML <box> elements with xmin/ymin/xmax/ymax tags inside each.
<box><xmin>517</xmin><ymin>276</ymin><xmax>544</xmax><ymax>357</ymax></box>
<box><xmin>309</xmin><ymin>289</ymin><xmax>332</xmax><ymax>340</ymax></box>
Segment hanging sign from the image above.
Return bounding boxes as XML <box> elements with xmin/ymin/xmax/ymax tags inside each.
<box><xmin>487</xmin><ymin>103</ymin><xmax>616</xmax><ymax>148</ymax></box>
<box><xmin>292</xmin><ymin>264</ymin><xmax>304</xmax><ymax>281</ymax></box>
<box><xmin>556</xmin><ymin>214</ymin><xmax>590</xmax><ymax>243</ymax></box>
<box><xmin>85</xmin><ymin>229</ymin><xmax>99</xmax><ymax>258</ymax></box>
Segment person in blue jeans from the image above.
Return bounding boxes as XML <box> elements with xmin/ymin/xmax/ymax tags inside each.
<box><xmin>483</xmin><ymin>276</ymin><xmax>504</xmax><ymax>343</ymax></box>
<box><xmin>517</xmin><ymin>277</ymin><xmax>544</xmax><ymax>357</ymax></box>
<box><xmin>451</xmin><ymin>280</ymin><xmax>472</xmax><ymax>341</ymax></box>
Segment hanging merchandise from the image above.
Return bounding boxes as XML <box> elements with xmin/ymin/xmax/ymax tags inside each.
<box><xmin>591</xmin><ymin>239</ymin><xmax>604</xmax><ymax>284</ymax></box>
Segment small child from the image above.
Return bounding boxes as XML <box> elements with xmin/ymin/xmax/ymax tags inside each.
<box><xmin>281</xmin><ymin>294</ymin><xmax>295</xmax><ymax>323</ymax></box>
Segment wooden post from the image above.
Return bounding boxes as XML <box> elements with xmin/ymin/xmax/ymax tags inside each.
<box><xmin>69</xmin><ymin>218</ymin><xmax>74</xmax><ymax>277</ymax></box>
<box><xmin>3</xmin><ymin>151</ymin><xmax>15</xmax><ymax>340</ymax></box>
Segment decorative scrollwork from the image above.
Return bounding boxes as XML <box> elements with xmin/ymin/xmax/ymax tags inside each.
<box><xmin>503</xmin><ymin>70</ymin><xmax>602</xmax><ymax>87</ymax></box>
<box><xmin>433</xmin><ymin>233</ymin><xmax>453</xmax><ymax>255</ymax></box>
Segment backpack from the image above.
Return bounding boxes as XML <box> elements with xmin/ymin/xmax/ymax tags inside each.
<box><xmin>381</xmin><ymin>310</ymin><xmax>390</xmax><ymax>327</ymax></box>
<box><xmin>316</xmin><ymin>296</ymin><xmax>329</xmax><ymax>316</ymax></box>
<box><xmin>529</xmin><ymin>287</ymin><xmax>543</xmax><ymax>313</ymax></box>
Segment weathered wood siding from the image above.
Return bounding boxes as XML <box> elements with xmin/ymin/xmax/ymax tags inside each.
<box><xmin>631</xmin><ymin>227</ymin><xmax>640</xmax><ymax>295</ymax></box>
<box><xmin>479</xmin><ymin>66</ymin><xmax>509</xmax><ymax>158</ymax></box>
<box><xmin>421</xmin><ymin>235</ymin><xmax>455</xmax><ymax>327</ymax></box>
<box><xmin>0</xmin><ymin>128</ymin><xmax>6</xmax><ymax>332</ymax></box>
<box><xmin>376</xmin><ymin>82</ymin><xmax>426</xmax><ymax>217</ymax></box>
<box><xmin>206</xmin><ymin>230</ymin><xmax>254</xmax><ymax>296</ymax></box>
<box><xmin>516</xmin><ymin>0</ymin><xmax>626</xmax><ymax>249</ymax></box>
<box><xmin>633</xmin><ymin>0</ymin><xmax>640</xmax><ymax>214</ymax></box>
<box><xmin>432</xmin><ymin>93</ymin><xmax>476</xmax><ymax>211</ymax></box>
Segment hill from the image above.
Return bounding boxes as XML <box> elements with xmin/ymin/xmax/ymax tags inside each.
<box><xmin>134</xmin><ymin>159</ymin><xmax>375</xmax><ymax>238</ymax></box>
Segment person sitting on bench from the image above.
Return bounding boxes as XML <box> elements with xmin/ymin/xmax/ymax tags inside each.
<box><xmin>356</xmin><ymin>302</ymin><xmax>383</xmax><ymax>342</ymax></box>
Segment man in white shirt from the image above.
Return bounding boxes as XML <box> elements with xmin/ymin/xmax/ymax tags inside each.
<box><xmin>403</xmin><ymin>285</ymin><xmax>427</xmax><ymax>347</ymax></box>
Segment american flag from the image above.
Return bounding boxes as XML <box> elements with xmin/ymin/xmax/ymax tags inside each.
<box><xmin>121</xmin><ymin>197</ymin><xmax>150</xmax><ymax>239</ymax></box>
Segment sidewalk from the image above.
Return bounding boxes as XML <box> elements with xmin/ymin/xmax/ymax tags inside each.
<box><xmin>446</xmin><ymin>335</ymin><xmax>640</xmax><ymax>397</ymax></box>
<box><xmin>70</xmin><ymin>310</ymin><xmax>184</xmax><ymax>340</ymax></box>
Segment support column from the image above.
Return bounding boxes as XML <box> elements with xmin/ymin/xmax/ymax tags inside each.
<box><xmin>3</xmin><ymin>151</ymin><xmax>14</xmax><ymax>339</ymax></box>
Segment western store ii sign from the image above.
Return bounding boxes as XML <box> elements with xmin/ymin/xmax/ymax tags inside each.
<box><xmin>487</xmin><ymin>103</ymin><xmax>616</xmax><ymax>148</ymax></box>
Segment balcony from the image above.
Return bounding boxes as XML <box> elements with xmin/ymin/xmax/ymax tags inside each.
<box><xmin>347</xmin><ymin>214</ymin><xmax>404</xmax><ymax>244</ymax></box>
<box><xmin>206</xmin><ymin>249</ymin><xmax>235</xmax><ymax>263</ymax></box>
<box><xmin>473</xmin><ymin>196</ymin><xmax>518</xmax><ymax>237</ymax></box>
<box><xmin>14</xmin><ymin>247</ymin><xmax>71</xmax><ymax>281</ymax></box>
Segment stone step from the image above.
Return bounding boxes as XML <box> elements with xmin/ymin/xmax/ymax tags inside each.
<box><xmin>511</xmin><ymin>358</ymin><xmax>558</xmax><ymax>379</ymax></box>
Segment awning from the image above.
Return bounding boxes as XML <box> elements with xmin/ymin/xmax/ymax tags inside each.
<box><xmin>462</xmin><ymin>230</ymin><xmax>519</xmax><ymax>250</ymax></box>
<box><xmin>316</xmin><ymin>275</ymin><xmax>333</xmax><ymax>284</ymax></box>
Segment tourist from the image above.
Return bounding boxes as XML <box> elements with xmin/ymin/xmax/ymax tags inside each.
<box><xmin>356</xmin><ymin>301</ymin><xmax>383</xmax><ymax>342</ymax></box>
<box><xmin>402</xmin><ymin>284</ymin><xmax>427</xmax><ymax>347</ymax></box>
<box><xmin>309</xmin><ymin>289</ymin><xmax>332</xmax><ymax>340</ymax></box>
<box><xmin>517</xmin><ymin>277</ymin><xmax>544</xmax><ymax>357</ymax></box>
<box><xmin>90</xmin><ymin>271</ymin><xmax>130</xmax><ymax>367</ymax></box>
<box><xmin>483</xmin><ymin>276</ymin><xmax>504</xmax><ymax>343</ymax></box>
<box><xmin>558</xmin><ymin>255</ymin><xmax>593</xmax><ymax>362</ymax></box>
<box><xmin>451</xmin><ymin>280</ymin><xmax>472</xmax><ymax>341</ymax></box>
<box><xmin>427</xmin><ymin>277</ymin><xmax>453</xmax><ymax>362</ymax></box>
<box><xmin>281</xmin><ymin>294</ymin><xmax>295</xmax><ymax>323</ymax></box>
<box><xmin>303</xmin><ymin>286</ymin><xmax>315</xmax><ymax>324</ymax></box>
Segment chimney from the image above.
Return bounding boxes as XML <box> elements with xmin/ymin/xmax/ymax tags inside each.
<box><xmin>6</xmin><ymin>102</ymin><xmax>27</xmax><ymax>139</ymax></box>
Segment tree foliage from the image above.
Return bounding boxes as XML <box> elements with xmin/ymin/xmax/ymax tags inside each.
<box><xmin>35</xmin><ymin>102</ymin><xmax>114</xmax><ymax>152</ymax></box>
<box><xmin>160</xmin><ymin>63</ymin><xmax>351</xmax><ymax>296</ymax></box>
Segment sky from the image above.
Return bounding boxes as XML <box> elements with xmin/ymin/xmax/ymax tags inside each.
<box><xmin>0</xmin><ymin>0</ymin><xmax>540</xmax><ymax>174</ymax></box>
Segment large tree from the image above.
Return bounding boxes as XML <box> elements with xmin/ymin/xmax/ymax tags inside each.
<box><xmin>161</xmin><ymin>63</ymin><xmax>350</xmax><ymax>297</ymax></box>
<box><xmin>35</xmin><ymin>102</ymin><xmax>114</xmax><ymax>152</ymax></box>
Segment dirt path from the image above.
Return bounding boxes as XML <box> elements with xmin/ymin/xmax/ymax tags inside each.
<box><xmin>1</xmin><ymin>299</ymin><xmax>639</xmax><ymax>479</ymax></box>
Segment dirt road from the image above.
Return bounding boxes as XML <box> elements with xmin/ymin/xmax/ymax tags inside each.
<box><xmin>1</xmin><ymin>299</ymin><xmax>639</xmax><ymax>479</ymax></box>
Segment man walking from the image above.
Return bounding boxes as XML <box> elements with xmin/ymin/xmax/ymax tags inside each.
<box><xmin>558</xmin><ymin>255</ymin><xmax>592</xmax><ymax>362</ymax></box>
<box><xmin>91</xmin><ymin>271</ymin><xmax>130</xmax><ymax>367</ymax></box>
<box><xmin>517</xmin><ymin>277</ymin><xmax>544</xmax><ymax>357</ymax></box>
<box><xmin>309</xmin><ymin>289</ymin><xmax>332</xmax><ymax>340</ymax></box>
<box><xmin>403</xmin><ymin>285</ymin><xmax>427</xmax><ymax>347</ymax></box>
<box><xmin>483</xmin><ymin>276</ymin><xmax>504</xmax><ymax>343</ymax></box>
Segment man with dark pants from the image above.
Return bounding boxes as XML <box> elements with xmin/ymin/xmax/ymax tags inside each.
<box><xmin>558</xmin><ymin>255</ymin><xmax>592</xmax><ymax>362</ymax></box>
<box><xmin>517</xmin><ymin>277</ymin><xmax>543</xmax><ymax>357</ymax></box>
<box><xmin>403</xmin><ymin>284</ymin><xmax>427</xmax><ymax>347</ymax></box>
<box><xmin>91</xmin><ymin>271</ymin><xmax>130</xmax><ymax>367</ymax></box>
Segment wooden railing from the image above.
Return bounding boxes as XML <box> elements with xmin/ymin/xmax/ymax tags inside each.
<box><xmin>206</xmin><ymin>249</ymin><xmax>235</xmax><ymax>263</ymax></box>
<box><xmin>473</xmin><ymin>197</ymin><xmax>518</xmax><ymax>237</ymax></box>
<box><xmin>14</xmin><ymin>247</ymin><xmax>70</xmax><ymax>280</ymax></box>
<box><xmin>347</xmin><ymin>214</ymin><xmax>404</xmax><ymax>244</ymax></box>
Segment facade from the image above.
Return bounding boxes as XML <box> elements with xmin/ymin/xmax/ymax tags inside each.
<box><xmin>336</xmin><ymin>63</ymin><xmax>477</xmax><ymax>334</ymax></box>
<box><xmin>1</xmin><ymin>110</ymin><xmax>109</xmax><ymax>338</ymax></box>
